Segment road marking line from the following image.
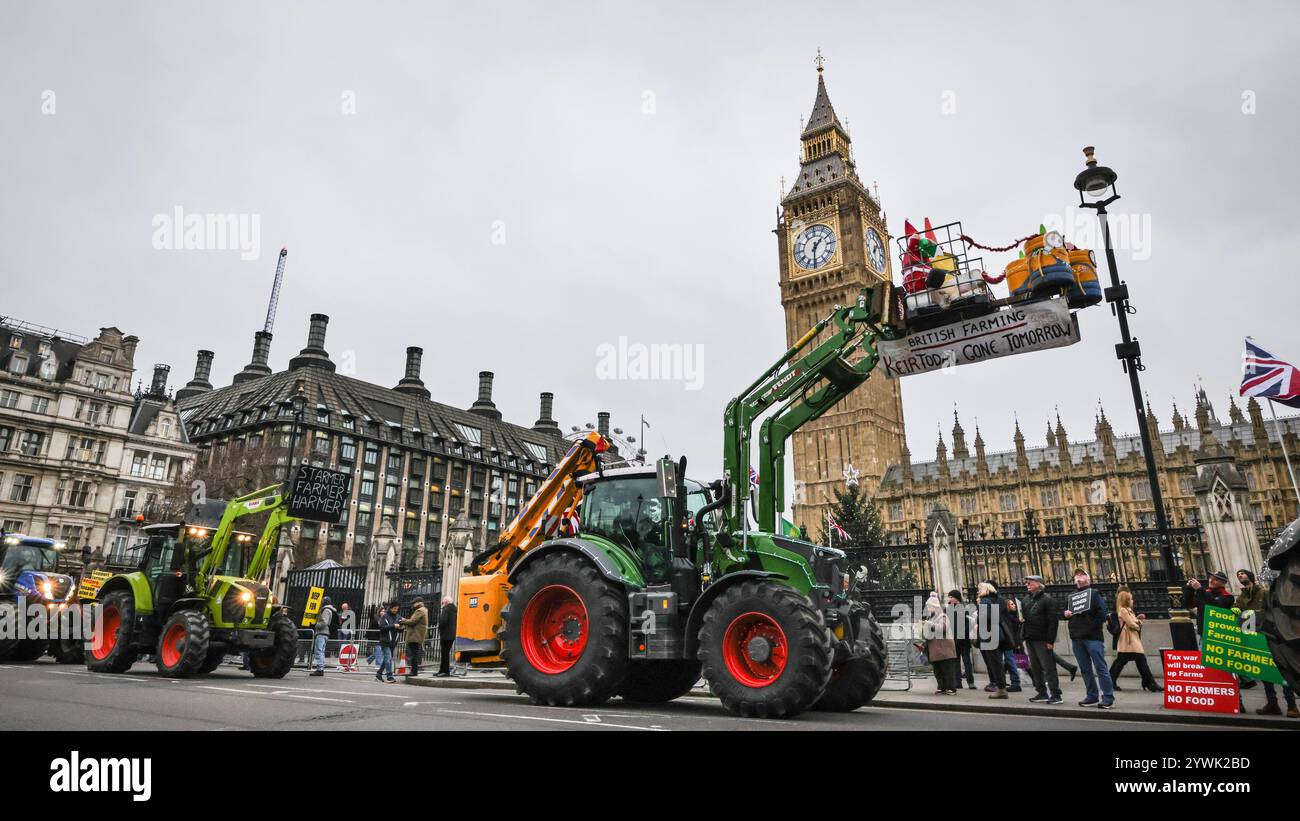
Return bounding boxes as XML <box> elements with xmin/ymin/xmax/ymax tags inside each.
<box><xmin>241</xmin><ymin>683</ymin><xmax>409</xmax><ymax>699</ymax></box>
<box><xmin>196</xmin><ymin>685</ymin><xmax>354</xmax><ymax>703</ymax></box>
<box><xmin>48</xmin><ymin>670</ymin><xmax>150</xmax><ymax>682</ymax></box>
<box><xmin>437</xmin><ymin>708</ymin><xmax>666</xmax><ymax>730</ymax></box>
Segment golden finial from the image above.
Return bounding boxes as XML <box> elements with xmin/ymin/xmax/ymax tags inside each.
<box><xmin>814</xmin><ymin>48</ymin><xmax>825</xmax><ymax>74</ymax></box>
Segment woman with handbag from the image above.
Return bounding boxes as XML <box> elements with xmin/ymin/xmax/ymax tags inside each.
<box><xmin>1107</xmin><ymin>589</ymin><xmax>1162</xmax><ymax>692</ymax></box>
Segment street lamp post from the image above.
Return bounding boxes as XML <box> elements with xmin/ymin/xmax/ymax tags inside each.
<box><xmin>1073</xmin><ymin>147</ymin><xmax>1195</xmax><ymax>648</ymax></box>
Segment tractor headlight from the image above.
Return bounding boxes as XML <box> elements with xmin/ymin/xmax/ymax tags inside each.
<box><xmin>240</xmin><ymin>591</ymin><xmax>253</xmax><ymax>604</ymax></box>
<box><xmin>40</xmin><ymin>581</ymin><xmax>53</xmax><ymax>598</ymax></box>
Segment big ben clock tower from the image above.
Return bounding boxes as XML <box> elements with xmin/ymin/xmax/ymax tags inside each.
<box><xmin>777</xmin><ymin>54</ymin><xmax>906</xmax><ymax>532</ymax></box>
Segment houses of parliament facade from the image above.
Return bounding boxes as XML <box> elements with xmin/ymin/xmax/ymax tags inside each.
<box><xmin>779</xmin><ymin>62</ymin><xmax>1300</xmax><ymax>541</ymax></box>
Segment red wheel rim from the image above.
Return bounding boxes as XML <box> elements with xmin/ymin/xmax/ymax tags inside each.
<box><xmin>92</xmin><ymin>604</ymin><xmax>120</xmax><ymax>660</ymax></box>
<box><xmin>160</xmin><ymin>621</ymin><xmax>185</xmax><ymax>668</ymax></box>
<box><xmin>520</xmin><ymin>585</ymin><xmax>588</xmax><ymax>674</ymax></box>
<box><xmin>722</xmin><ymin>611</ymin><xmax>788</xmax><ymax>688</ymax></box>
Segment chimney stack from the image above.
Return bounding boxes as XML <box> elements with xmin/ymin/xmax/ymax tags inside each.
<box><xmin>149</xmin><ymin>364</ymin><xmax>170</xmax><ymax>398</ymax></box>
<box><xmin>288</xmin><ymin>313</ymin><xmax>336</xmax><ymax>372</ymax></box>
<box><xmin>176</xmin><ymin>350</ymin><xmax>215</xmax><ymax>402</ymax></box>
<box><xmin>232</xmin><ymin>330</ymin><xmax>274</xmax><ymax>386</ymax></box>
<box><xmin>532</xmin><ymin>391</ymin><xmax>561</xmax><ymax>436</ymax></box>
<box><xmin>394</xmin><ymin>346</ymin><xmax>431</xmax><ymax>399</ymax></box>
<box><xmin>470</xmin><ymin>370</ymin><xmax>501</xmax><ymax>420</ymax></box>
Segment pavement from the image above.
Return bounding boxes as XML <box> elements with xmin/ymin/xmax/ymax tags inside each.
<box><xmin>0</xmin><ymin>657</ymin><xmax>1260</xmax><ymax>731</ymax></box>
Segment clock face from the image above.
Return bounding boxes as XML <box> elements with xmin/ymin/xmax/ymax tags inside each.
<box><xmin>792</xmin><ymin>224</ymin><xmax>837</xmax><ymax>270</ymax></box>
<box><xmin>865</xmin><ymin>227</ymin><xmax>886</xmax><ymax>273</ymax></box>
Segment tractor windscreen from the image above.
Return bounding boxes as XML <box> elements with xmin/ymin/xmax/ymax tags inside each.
<box><xmin>684</xmin><ymin>481</ymin><xmax>720</xmax><ymax>534</ymax></box>
<box><xmin>1</xmin><ymin>543</ymin><xmax>59</xmax><ymax>575</ymax></box>
<box><xmin>581</xmin><ymin>477</ymin><xmax>670</xmax><ymax>556</ymax></box>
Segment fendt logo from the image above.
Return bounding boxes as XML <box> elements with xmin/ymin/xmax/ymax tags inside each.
<box><xmin>50</xmin><ymin>751</ymin><xmax>151</xmax><ymax>802</ymax></box>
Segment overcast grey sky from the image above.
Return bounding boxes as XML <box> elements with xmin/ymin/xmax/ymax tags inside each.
<box><xmin>3</xmin><ymin>0</ymin><xmax>1298</xmax><ymax>482</ymax></box>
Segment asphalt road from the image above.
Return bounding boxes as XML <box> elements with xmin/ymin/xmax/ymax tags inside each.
<box><xmin>0</xmin><ymin>659</ymin><xmax>1231</xmax><ymax>731</ymax></box>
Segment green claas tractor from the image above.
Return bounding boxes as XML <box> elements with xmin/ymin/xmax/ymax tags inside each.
<box><xmin>87</xmin><ymin>485</ymin><xmax>299</xmax><ymax>678</ymax></box>
<box><xmin>461</xmin><ymin>286</ymin><xmax>895</xmax><ymax>718</ymax></box>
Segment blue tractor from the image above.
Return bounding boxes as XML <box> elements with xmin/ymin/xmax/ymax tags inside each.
<box><xmin>0</xmin><ymin>533</ymin><xmax>78</xmax><ymax>662</ymax></box>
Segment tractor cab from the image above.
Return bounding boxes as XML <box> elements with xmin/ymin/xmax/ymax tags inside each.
<box><xmin>0</xmin><ymin>534</ymin><xmax>75</xmax><ymax>605</ymax></box>
<box><xmin>576</xmin><ymin>463</ymin><xmax>719</xmax><ymax>585</ymax></box>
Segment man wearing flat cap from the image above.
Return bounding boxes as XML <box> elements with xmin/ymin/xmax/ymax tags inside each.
<box><xmin>1021</xmin><ymin>575</ymin><xmax>1062</xmax><ymax>704</ymax></box>
<box><xmin>1184</xmin><ymin>570</ymin><xmax>1235</xmax><ymax>642</ymax></box>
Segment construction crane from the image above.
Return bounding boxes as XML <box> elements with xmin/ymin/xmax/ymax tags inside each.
<box><xmin>263</xmin><ymin>248</ymin><xmax>288</xmax><ymax>335</ymax></box>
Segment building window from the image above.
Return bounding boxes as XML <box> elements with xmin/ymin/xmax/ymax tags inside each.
<box><xmin>1001</xmin><ymin>521</ymin><xmax>1022</xmax><ymax>538</ymax></box>
<box><xmin>453</xmin><ymin>423</ymin><xmax>482</xmax><ymax>445</ymax></box>
<box><xmin>0</xmin><ymin>390</ymin><xmax>20</xmax><ymax>409</ymax></box>
<box><xmin>10</xmin><ymin>474</ymin><xmax>33</xmax><ymax>502</ymax></box>
<box><xmin>3</xmin><ymin>519</ymin><xmax>26</xmax><ymax>534</ymax></box>
<box><xmin>1039</xmin><ymin>487</ymin><xmax>1061</xmax><ymax>507</ymax></box>
<box><xmin>1129</xmin><ymin>479</ymin><xmax>1151</xmax><ymax>501</ymax></box>
<box><xmin>364</xmin><ymin>445</ymin><xmax>379</xmax><ymax>466</ymax></box>
<box><xmin>9</xmin><ymin>355</ymin><xmax>28</xmax><ymax>375</ymax></box>
<box><xmin>112</xmin><ymin>527</ymin><xmax>130</xmax><ymax>558</ymax></box>
<box><xmin>30</xmin><ymin>396</ymin><xmax>49</xmax><ymax>414</ymax></box>
<box><xmin>313</xmin><ymin>434</ymin><xmax>331</xmax><ymax>455</ymax></box>
<box><xmin>0</xmin><ymin>426</ymin><xmax>12</xmax><ymax>452</ymax></box>
<box><xmin>18</xmin><ymin>431</ymin><xmax>43</xmax><ymax>456</ymax></box>
<box><xmin>998</xmin><ymin>491</ymin><xmax>1019</xmax><ymax>512</ymax></box>
<box><xmin>150</xmin><ymin>457</ymin><xmax>167</xmax><ymax>481</ymax></box>
<box><xmin>339</xmin><ymin>437</ymin><xmax>356</xmax><ymax>462</ymax></box>
<box><xmin>60</xmin><ymin>525</ymin><xmax>83</xmax><ymax>549</ymax></box>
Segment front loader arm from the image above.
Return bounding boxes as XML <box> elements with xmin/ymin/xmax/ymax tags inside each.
<box><xmin>722</xmin><ymin>287</ymin><xmax>888</xmax><ymax>534</ymax></box>
<box><xmin>468</xmin><ymin>432</ymin><xmax>608</xmax><ymax>577</ymax></box>
<box><xmin>199</xmin><ymin>484</ymin><xmax>296</xmax><ymax>590</ymax></box>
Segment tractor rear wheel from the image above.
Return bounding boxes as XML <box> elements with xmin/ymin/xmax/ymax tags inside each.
<box><xmin>250</xmin><ymin>614</ymin><xmax>296</xmax><ymax>678</ymax></box>
<box><xmin>813</xmin><ymin>609</ymin><xmax>887</xmax><ymax>712</ymax></box>
<box><xmin>51</xmin><ymin>637</ymin><xmax>85</xmax><ymax>664</ymax></box>
<box><xmin>698</xmin><ymin>580</ymin><xmax>832</xmax><ymax>718</ymax></box>
<box><xmin>500</xmin><ymin>551</ymin><xmax>628</xmax><ymax>707</ymax></box>
<box><xmin>155</xmin><ymin>609</ymin><xmax>211</xmax><ymax>678</ymax></box>
<box><xmin>86</xmin><ymin>590</ymin><xmax>139</xmax><ymax>673</ymax></box>
<box><xmin>619</xmin><ymin>660</ymin><xmax>702</xmax><ymax>703</ymax></box>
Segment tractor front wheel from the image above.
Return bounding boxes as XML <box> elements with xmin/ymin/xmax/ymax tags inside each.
<box><xmin>500</xmin><ymin>551</ymin><xmax>628</xmax><ymax>707</ymax></box>
<box><xmin>155</xmin><ymin>609</ymin><xmax>211</xmax><ymax>678</ymax></box>
<box><xmin>51</xmin><ymin>636</ymin><xmax>85</xmax><ymax>665</ymax></box>
<box><xmin>813</xmin><ymin>609</ymin><xmax>887</xmax><ymax>712</ymax></box>
<box><xmin>698</xmin><ymin>580</ymin><xmax>832</xmax><ymax>718</ymax></box>
<box><xmin>619</xmin><ymin>660</ymin><xmax>702</xmax><ymax>703</ymax></box>
<box><xmin>250</xmin><ymin>614</ymin><xmax>297</xmax><ymax>678</ymax></box>
<box><xmin>86</xmin><ymin>590</ymin><xmax>138</xmax><ymax>673</ymax></box>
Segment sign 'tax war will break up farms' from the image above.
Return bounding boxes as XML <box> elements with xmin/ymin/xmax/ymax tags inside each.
<box><xmin>877</xmin><ymin>299</ymin><xmax>1081</xmax><ymax>378</ymax></box>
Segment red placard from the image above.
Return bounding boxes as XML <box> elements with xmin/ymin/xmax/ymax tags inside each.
<box><xmin>1162</xmin><ymin>650</ymin><xmax>1239</xmax><ymax>714</ymax></box>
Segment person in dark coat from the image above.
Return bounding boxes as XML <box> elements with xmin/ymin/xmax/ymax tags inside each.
<box><xmin>1184</xmin><ymin>570</ymin><xmax>1235</xmax><ymax>638</ymax></box>
<box><xmin>374</xmin><ymin>602</ymin><xmax>399</xmax><ymax>683</ymax></box>
<box><xmin>948</xmin><ymin>590</ymin><xmax>977</xmax><ymax>689</ymax></box>
<box><xmin>976</xmin><ymin>582</ymin><xmax>1018</xmax><ymax>699</ymax></box>
<box><xmin>1021</xmin><ymin>575</ymin><xmax>1062</xmax><ymax>704</ymax></box>
<box><xmin>1062</xmin><ymin>569</ymin><xmax>1114</xmax><ymax>708</ymax></box>
<box><xmin>436</xmin><ymin>596</ymin><xmax>458</xmax><ymax>677</ymax></box>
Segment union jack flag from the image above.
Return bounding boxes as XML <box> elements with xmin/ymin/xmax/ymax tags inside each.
<box><xmin>749</xmin><ymin>466</ymin><xmax>759</xmax><ymax>490</ymax></box>
<box><xmin>827</xmin><ymin>513</ymin><xmax>849</xmax><ymax>542</ymax></box>
<box><xmin>1241</xmin><ymin>338</ymin><xmax>1300</xmax><ymax>409</ymax></box>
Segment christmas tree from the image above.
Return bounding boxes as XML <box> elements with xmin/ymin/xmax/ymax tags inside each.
<box><xmin>817</xmin><ymin>484</ymin><xmax>917</xmax><ymax>590</ymax></box>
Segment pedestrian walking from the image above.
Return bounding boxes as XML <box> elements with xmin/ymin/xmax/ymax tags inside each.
<box><xmin>1021</xmin><ymin>575</ymin><xmax>1063</xmax><ymax>705</ymax></box>
<box><xmin>1107</xmin><ymin>589</ymin><xmax>1162</xmax><ymax>692</ymax></box>
<box><xmin>309</xmin><ymin>596</ymin><xmax>337</xmax><ymax>677</ymax></box>
<box><xmin>375</xmin><ymin>602</ymin><xmax>399</xmax><ymax>683</ymax></box>
<box><xmin>398</xmin><ymin>598</ymin><xmax>429</xmax><ymax>677</ymax></box>
<box><xmin>975</xmin><ymin>582</ymin><xmax>1017</xmax><ymax>699</ymax></box>
<box><xmin>1062</xmin><ymin>569</ymin><xmax>1114</xmax><ymax>708</ymax></box>
<box><xmin>1001</xmin><ymin>594</ymin><xmax>1024</xmax><ymax>693</ymax></box>
<box><xmin>948</xmin><ymin>590</ymin><xmax>977</xmax><ymax>689</ymax></box>
<box><xmin>921</xmin><ymin>592</ymin><xmax>959</xmax><ymax>694</ymax></box>
<box><xmin>436</xmin><ymin>596</ymin><xmax>458</xmax><ymax>677</ymax></box>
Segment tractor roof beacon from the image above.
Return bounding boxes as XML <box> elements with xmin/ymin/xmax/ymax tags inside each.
<box><xmin>455</xmin><ymin>286</ymin><xmax>892</xmax><ymax>718</ymax></box>
<box><xmin>86</xmin><ymin>485</ymin><xmax>301</xmax><ymax>679</ymax></box>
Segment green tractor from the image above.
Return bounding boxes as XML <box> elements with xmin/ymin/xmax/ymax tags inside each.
<box><xmin>86</xmin><ymin>485</ymin><xmax>299</xmax><ymax>678</ymax></box>
<box><xmin>467</xmin><ymin>287</ymin><xmax>894</xmax><ymax>718</ymax></box>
